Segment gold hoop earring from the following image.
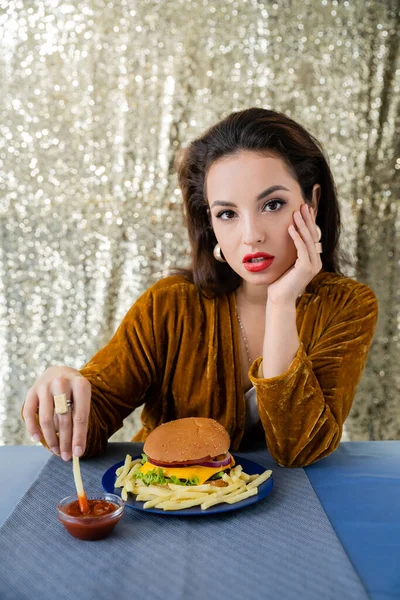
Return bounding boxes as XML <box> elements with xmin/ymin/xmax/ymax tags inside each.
<box><xmin>213</xmin><ymin>244</ymin><xmax>226</xmax><ymax>263</ymax></box>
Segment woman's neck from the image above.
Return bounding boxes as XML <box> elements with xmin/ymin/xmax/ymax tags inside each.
<box><xmin>236</xmin><ymin>281</ymin><xmax>268</xmax><ymax>308</ymax></box>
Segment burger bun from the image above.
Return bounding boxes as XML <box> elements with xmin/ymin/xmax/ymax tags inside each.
<box><xmin>143</xmin><ymin>417</ymin><xmax>230</xmax><ymax>464</ymax></box>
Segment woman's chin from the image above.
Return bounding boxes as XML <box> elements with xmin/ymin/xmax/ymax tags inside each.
<box><xmin>239</xmin><ymin>269</ymin><xmax>280</xmax><ymax>286</ymax></box>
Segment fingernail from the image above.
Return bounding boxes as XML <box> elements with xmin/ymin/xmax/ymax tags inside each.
<box><xmin>61</xmin><ymin>452</ymin><xmax>70</xmax><ymax>461</ymax></box>
<box><xmin>73</xmin><ymin>446</ymin><xmax>83</xmax><ymax>457</ymax></box>
<box><xmin>32</xmin><ymin>434</ymin><xmax>41</xmax><ymax>443</ymax></box>
<box><xmin>51</xmin><ymin>446</ymin><xmax>60</xmax><ymax>455</ymax></box>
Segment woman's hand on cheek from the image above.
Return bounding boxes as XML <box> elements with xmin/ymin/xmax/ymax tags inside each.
<box><xmin>267</xmin><ymin>203</ymin><xmax>322</xmax><ymax>307</ymax></box>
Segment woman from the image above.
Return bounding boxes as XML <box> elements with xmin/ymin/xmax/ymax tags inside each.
<box><xmin>22</xmin><ymin>108</ymin><xmax>378</xmax><ymax>467</ymax></box>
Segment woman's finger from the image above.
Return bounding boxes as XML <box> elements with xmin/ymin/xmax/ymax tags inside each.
<box><xmin>293</xmin><ymin>207</ymin><xmax>321</xmax><ymax>268</ymax></box>
<box><xmin>294</xmin><ymin>207</ymin><xmax>316</xmax><ymax>246</ymax></box>
<box><xmin>71</xmin><ymin>376</ymin><xmax>91</xmax><ymax>457</ymax></box>
<box><xmin>289</xmin><ymin>224</ymin><xmax>309</xmax><ymax>265</ymax></box>
<box><xmin>50</xmin><ymin>378</ymin><xmax>73</xmax><ymax>461</ymax></box>
<box><xmin>38</xmin><ymin>382</ymin><xmax>61</xmax><ymax>455</ymax></box>
<box><xmin>305</xmin><ymin>205</ymin><xmax>323</xmax><ymax>269</ymax></box>
<box><xmin>23</xmin><ymin>388</ymin><xmax>41</xmax><ymax>442</ymax></box>
<box><xmin>303</xmin><ymin>204</ymin><xmax>321</xmax><ymax>243</ymax></box>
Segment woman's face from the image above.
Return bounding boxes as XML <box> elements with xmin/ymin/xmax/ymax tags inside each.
<box><xmin>207</xmin><ymin>150</ymin><xmax>319</xmax><ymax>288</ymax></box>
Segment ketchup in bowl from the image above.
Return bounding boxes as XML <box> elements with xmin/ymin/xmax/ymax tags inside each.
<box><xmin>57</xmin><ymin>493</ymin><xmax>124</xmax><ymax>540</ymax></box>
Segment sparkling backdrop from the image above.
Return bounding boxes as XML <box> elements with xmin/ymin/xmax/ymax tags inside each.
<box><xmin>0</xmin><ymin>0</ymin><xmax>399</xmax><ymax>446</ymax></box>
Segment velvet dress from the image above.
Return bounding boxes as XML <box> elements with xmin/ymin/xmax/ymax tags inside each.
<box><xmin>80</xmin><ymin>270</ymin><xmax>378</xmax><ymax>467</ymax></box>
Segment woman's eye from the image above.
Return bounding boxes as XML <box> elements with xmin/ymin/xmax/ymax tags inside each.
<box><xmin>215</xmin><ymin>200</ymin><xmax>285</xmax><ymax>220</ymax></box>
<box><xmin>216</xmin><ymin>210</ymin><xmax>236</xmax><ymax>220</ymax></box>
<box><xmin>263</xmin><ymin>199</ymin><xmax>285</xmax><ymax>212</ymax></box>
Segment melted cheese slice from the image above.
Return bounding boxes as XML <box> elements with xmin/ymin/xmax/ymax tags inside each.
<box><xmin>139</xmin><ymin>455</ymin><xmax>235</xmax><ymax>485</ymax></box>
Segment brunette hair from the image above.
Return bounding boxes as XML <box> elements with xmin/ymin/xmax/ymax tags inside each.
<box><xmin>175</xmin><ymin>107</ymin><xmax>349</xmax><ymax>297</ymax></box>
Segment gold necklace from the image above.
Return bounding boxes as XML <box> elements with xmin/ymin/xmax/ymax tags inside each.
<box><xmin>236</xmin><ymin>313</ymin><xmax>252</xmax><ymax>364</ymax></box>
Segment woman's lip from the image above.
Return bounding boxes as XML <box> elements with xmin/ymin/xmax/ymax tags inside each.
<box><xmin>242</xmin><ymin>252</ymin><xmax>274</xmax><ymax>262</ymax></box>
<box><xmin>244</xmin><ymin>257</ymin><xmax>274</xmax><ymax>272</ymax></box>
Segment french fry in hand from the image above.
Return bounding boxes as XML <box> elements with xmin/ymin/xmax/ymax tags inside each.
<box><xmin>72</xmin><ymin>455</ymin><xmax>89</xmax><ymax>514</ymax></box>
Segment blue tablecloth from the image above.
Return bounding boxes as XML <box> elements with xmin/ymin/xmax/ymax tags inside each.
<box><xmin>307</xmin><ymin>442</ymin><xmax>400</xmax><ymax>600</ymax></box>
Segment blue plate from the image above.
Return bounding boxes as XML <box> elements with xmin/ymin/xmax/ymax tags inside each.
<box><xmin>102</xmin><ymin>454</ymin><xmax>274</xmax><ymax>516</ymax></box>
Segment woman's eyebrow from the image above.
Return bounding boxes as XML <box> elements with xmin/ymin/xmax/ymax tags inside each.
<box><xmin>210</xmin><ymin>185</ymin><xmax>290</xmax><ymax>209</ymax></box>
<box><xmin>257</xmin><ymin>185</ymin><xmax>290</xmax><ymax>201</ymax></box>
<box><xmin>210</xmin><ymin>200</ymin><xmax>237</xmax><ymax>209</ymax></box>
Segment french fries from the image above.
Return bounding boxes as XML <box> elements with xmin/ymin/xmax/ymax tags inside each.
<box><xmin>114</xmin><ymin>455</ymin><xmax>272</xmax><ymax>511</ymax></box>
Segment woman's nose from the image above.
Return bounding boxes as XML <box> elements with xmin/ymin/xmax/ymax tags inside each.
<box><xmin>241</xmin><ymin>217</ymin><xmax>265</xmax><ymax>245</ymax></box>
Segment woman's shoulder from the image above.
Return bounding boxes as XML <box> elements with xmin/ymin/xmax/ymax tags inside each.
<box><xmin>148</xmin><ymin>274</ymin><xmax>197</xmax><ymax>295</ymax></box>
<box><xmin>306</xmin><ymin>270</ymin><xmax>378</xmax><ymax>310</ymax></box>
<box><xmin>138</xmin><ymin>274</ymin><xmax>201</xmax><ymax>308</ymax></box>
<box><xmin>124</xmin><ymin>275</ymin><xmax>200</xmax><ymax>323</ymax></box>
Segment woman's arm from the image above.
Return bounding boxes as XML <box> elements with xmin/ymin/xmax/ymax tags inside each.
<box><xmin>250</xmin><ymin>283</ymin><xmax>378</xmax><ymax>467</ymax></box>
<box><xmin>23</xmin><ymin>277</ymin><xmax>189</xmax><ymax>459</ymax></box>
<box><xmin>22</xmin><ymin>288</ymin><xmax>160</xmax><ymax>460</ymax></box>
<box><xmin>261</xmin><ymin>301</ymin><xmax>300</xmax><ymax>378</ymax></box>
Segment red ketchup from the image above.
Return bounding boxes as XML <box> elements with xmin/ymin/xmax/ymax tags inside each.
<box><xmin>58</xmin><ymin>496</ymin><xmax>124</xmax><ymax>541</ymax></box>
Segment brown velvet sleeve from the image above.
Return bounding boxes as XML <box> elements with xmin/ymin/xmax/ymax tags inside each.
<box><xmin>249</xmin><ymin>284</ymin><xmax>378</xmax><ymax>467</ymax></box>
<box><xmin>80</xmin><ymin>289</ymin><xmax>160</xmax><ymax>457</ymax></box>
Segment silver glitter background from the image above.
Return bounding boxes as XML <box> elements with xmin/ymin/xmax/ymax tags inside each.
<box><xmin>0</xmin><ymin>0</ymin><xmax>399</xmax><ymax>446</ymax></box>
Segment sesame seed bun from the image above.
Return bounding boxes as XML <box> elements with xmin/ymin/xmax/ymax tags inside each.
<box><xmin>143</xmin><ymin>417</ymin><xmax>230</xmax><ymax>464</ymax></box>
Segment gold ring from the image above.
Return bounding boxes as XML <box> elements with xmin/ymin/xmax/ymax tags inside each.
<box><xmin>315</xmin><ymin>242</ymin><xmax>323</xmax><ymax>254</ymax></box>
<box><xmin>54</xmin><ymin>393</ymin><xmax>68</xmax><ymax>415</ymax></box>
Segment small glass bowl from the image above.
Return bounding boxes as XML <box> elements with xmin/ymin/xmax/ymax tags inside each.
<box><xmin>57</xmin><ymin>493</ymin><xmax>124</xmax><ymax>541</ymax></box>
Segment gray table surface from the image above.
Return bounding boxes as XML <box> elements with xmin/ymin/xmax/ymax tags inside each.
<box><xmin>0</xmin><ymin>443</ymin><xmax>369</xmax><ymax>600</ymax></box>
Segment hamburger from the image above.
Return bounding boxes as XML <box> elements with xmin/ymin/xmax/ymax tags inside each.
<box><xmin>136</xmin><ymin>417</ymin><xmax>235</xmax><ymax>487</ymax></box>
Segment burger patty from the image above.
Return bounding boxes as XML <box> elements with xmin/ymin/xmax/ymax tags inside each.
<box><xmin>208</xmin><ymin>479</ymin><xmax>228</xmax><ymax>487</ymax></box>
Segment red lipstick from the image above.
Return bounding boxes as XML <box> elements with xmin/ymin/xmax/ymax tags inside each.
<box><xmin>242</xmin><ymin>252</ymin><xmax>275</xmax><ymax>272</ymax></box>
